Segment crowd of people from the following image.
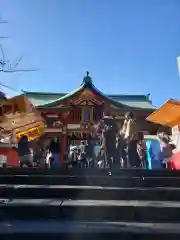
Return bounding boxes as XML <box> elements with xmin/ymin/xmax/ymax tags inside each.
<box><xmin>14</xmin><ymin>111</ymin><xmax>177</xmax><ymax>169</ymax></box>
<box><xmin>15</xmin><ymin>136</ymin><xmax>60</xmax><ymax>168</ymax></box>
<box><xmin>63</xmin><ymin>112</ymin><xmax>177</xmax><ymax>170</ymax></box>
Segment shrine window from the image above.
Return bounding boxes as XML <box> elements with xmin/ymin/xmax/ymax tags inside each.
<box><xmin>83</xmin><ymin>108</ymin><xmax>90</xmax><ymax>121</ymax></box>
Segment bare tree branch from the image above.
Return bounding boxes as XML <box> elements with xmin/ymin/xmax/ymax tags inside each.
<box><xmin>0</xmin><ymin>37</ymin><xmax>9</xmax><ymax>39</ymax></box>
<box><xmin>12</xmin><ymin>54</ymin><xmax>23</xmax><ymax>69</ymax></box>
<box><xmin>0</xmin><ymin>18</ymin><xmax>39</xmax><ymax>94</ymax></box>
<box><xmin>0</xmin><ymin>44</ymin><xmax>38</xmax><ymax>73</ymax></box>
<box><xmin>0</xmin><ymin>18</ymin><xmax>8</xmax><ymax>38</ymax></box>
<box><xmin>1</xmin><ymin>69</ymin><xmax>38</xmax><ymax>73</ymax></box>
<box><xmin>0</xmin><ymin>20</ymin><xmax>8</xmax><ymax>24</ymax></box>
<box><xmin>0</xmin><ymin>44</ymin><xmax>5</xmax><ymax>63</ymax></box>
<box><xmin>0</xmin><ymin>81</ymin><xmax>19</xmax><ymax>92</ymax></box>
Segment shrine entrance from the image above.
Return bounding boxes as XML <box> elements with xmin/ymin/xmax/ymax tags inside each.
<box><xmin>67</xmin><ymin>130</ymin><xmax>100</xmax><ymax>162</ymax></box>
<box><xmin>68</xmin><ymin>131</ymin><xmax>99</xmax><ymax>148</ymax></box>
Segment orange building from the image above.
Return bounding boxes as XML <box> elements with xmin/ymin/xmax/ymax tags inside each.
<box><xmin>0</xmin><ymin>94</ymin><xmax>45</xmax><ymax>166</ymax></box>
<box><xmin>22</xmin><ymin>72</ymin><xmax>159</xmax><ymax>165</ymax></box>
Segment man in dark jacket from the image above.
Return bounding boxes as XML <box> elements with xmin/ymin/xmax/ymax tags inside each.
<box><xmin>18</xmin><ymin>135</ymin><xmax>33</xmax><ymax>167</ymax></box>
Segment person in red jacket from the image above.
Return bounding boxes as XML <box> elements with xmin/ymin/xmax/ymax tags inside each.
<box><xmin>168</xmin><ymin>144</ymin><xmax>180</xmax><ymax>170</ymax></box>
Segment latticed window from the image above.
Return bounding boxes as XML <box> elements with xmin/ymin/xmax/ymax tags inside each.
<box><xmin>84</xmin><ymin>108</ymin><xmax>90</xmax><ymax>121</ymax></box>
<box><xmin>71</xmin><ymin>108</ymin><xmax>82</xmax><ymax>121</ymax></box>
<box><xmin>92</xmin><ymin>107</ymin><xmax>103</xmax><ymax>121</ymax></box>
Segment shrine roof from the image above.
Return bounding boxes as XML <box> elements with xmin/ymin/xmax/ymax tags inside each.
<box><xmin>22</xmin><ymin>72</ymin><xmax>156</xmax><ymax>111</ymax></box>
<box><xmin>23</xmin><ymin>90</ymin><xmax>156</xmax><ymax>111</ymax></box>
<box><xmin>109</xmin><ymin>95</ymin><xmax>156</xmax><ymax>110</ymax></box>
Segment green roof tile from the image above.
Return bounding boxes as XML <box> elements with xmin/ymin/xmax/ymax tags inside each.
<box><xmin>24</xmin><ymin>90</ymin><xmax>156</xmax><ymax>111</ymax></box>
<box><xmin>23</xmin><ymin>91</ymin><xmax>66</xmax><ymax>106</ymax></box>
<box><xmin>114</xmin><ymin>100</ymin><xmax>156</xmax><ymax>110</ymax></box>
<box><xmin>22</xmin><ymin>75</ymin><xmax>156</xmax><ymax>111</ymax></box>
<box><xmin>108</xmin><ymin>95</ymin><xmax>156</xmax><ymax>110</ymax></box>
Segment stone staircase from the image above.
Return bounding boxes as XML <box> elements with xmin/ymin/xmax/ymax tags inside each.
<box><xmin>0</xmin><ymin>168</ymin><xmax>180</xmax><ymax>239</ymax></box>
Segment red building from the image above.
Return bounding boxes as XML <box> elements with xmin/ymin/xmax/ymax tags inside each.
<box><xmin>23</xmin><ymin>72</ymin><xmax>158</xmax><ymax>165</ymax></box>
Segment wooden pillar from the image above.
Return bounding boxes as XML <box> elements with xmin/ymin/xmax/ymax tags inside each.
<box><xmin>60</xmin><ymin>126</ymin><xmax>67</xmax><ymax>166</ymax></box>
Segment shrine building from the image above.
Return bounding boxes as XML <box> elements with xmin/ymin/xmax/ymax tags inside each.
<box><xmin>23</xmin><ymin>72</ymin><xmax>159</xmax><ymax>164</ymax></box>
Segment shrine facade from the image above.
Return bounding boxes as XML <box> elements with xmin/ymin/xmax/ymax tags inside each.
<box><xmin>23</xmin><ymin>72</ymin><xmax>159</xmax><ymax>165</ymax></box>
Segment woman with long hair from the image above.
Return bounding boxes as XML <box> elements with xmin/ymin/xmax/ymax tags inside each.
<box><xmin>49</xmin><ymin>138</ymin><xmax>60</xmax><ymax>168</ymax></box>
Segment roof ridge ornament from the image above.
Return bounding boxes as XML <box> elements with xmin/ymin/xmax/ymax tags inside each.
<box><xmin>81</xmin><ymin>71</ymin><xmax>93</xmax><ymax>86</ymax></box>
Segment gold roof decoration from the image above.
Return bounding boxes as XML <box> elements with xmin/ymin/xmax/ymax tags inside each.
<box><xmin>0</xmin><ymin>95</ymin><xmax>45</xmax><ymax>142</ymax></box>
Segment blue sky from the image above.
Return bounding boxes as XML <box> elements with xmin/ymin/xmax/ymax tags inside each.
<box><xmin>0</xmin><ymin>0</ymin><xmax>180</xmax><ymax>107</ymax></box>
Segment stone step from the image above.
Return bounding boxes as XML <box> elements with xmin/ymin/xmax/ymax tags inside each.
<box><xmin>1</xmin><ymin>170</ymin><xmax>180</xmax><ymax>239</ymax></box>
<box><xmin>0</xmin><ymin>221</ymin><xmax>180</xmax><ymax>240</ymax></box>
<box><xmin>1</xmin><ymin>168</ymin><xmax>180</xmax><ymax>177</ymax></box>
<box><xmin>1</xmin><ymin>220</ymin><xmax>180</xmax><ymax>234</ymax></box>
<box><xmin>1</xmin><ymin>184</ymin><xmax>180</xmax><ymax>201</ymax></box>
<box><xmin>1</xmin><ymin>175</ymin><xmax>180</xmax><ymax>187</ymax></box>
<box><xmin>0</xmin><ymin>199</ymin><xmax>180</xmax><ymax>222</ymax></box>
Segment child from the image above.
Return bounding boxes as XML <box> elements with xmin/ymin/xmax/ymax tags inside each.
<box><xmin>96</xmin><ymin>148</ymin><xmax>105</xmax><ymax>168</ymax></box>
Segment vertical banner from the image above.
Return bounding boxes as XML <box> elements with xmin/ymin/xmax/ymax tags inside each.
<box><xmin>177</xmin><ymin>56</ymin><xmax>180</xmax><ymax>77</ymax></box>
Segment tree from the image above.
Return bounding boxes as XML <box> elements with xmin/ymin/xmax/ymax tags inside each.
<box><xmin>0</xmin><ymin>44</ymin><xmax>38</xmax><ymax>73</ymax></box>
<box><xmin>0</xmin><ymin>18</ymin><xmax>38</xmax><ymax>94</ymax></box>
